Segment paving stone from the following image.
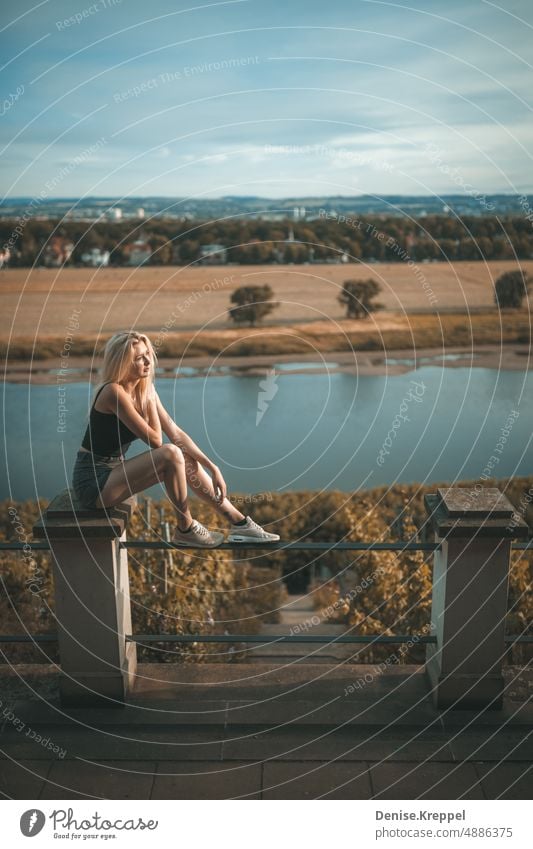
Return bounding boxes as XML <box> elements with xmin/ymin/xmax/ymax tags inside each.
<box><xmin>152</xmin><ymin>761</ymin><xmax>262</xmax><ymax>799</ymax></box>
<box><xmin>0</xmin><ymin>758</ymin><xmax>52</xmax><ymax>799</ymax></box>
<box><xmin>370</xmin><ymin>762</ymin><xmax>485</xmax><ymax>799</ymax></box>
<box><xmin>0</xmin><ymin>728</ymin><xmax>68</xmax><ymax>761</ymax></box>
<box><xmin>262</xmin><ymin>760</ymin><xmax>372</xmax><ymax>799</ymax></box>
<box><xmin>0</xmin><ymin>726</ymin><xmax>224</xmax><ymax>761</ymax></box>
<box><xmin>40</xmin><ymin>760</ymin><xmax>156</xmax><ymax>799</ymax></box>
<box><xmin>474</xmin><ymin>762</ymin><xmax>533</xmax><ymax>799</ymax></box>
<box><xmin>449</xmin><ymin>728</ymin><xmax>533</xmax><ymax>761</ymax></box>
<box><xmin>221</xmin><ymin>725</ymin><xmax>454</xmax><ymax>762</ymax></box>
<box><xmin>440</xmin><ymin>701</ymin><xmax>533</xmax><ymax>727</ymax></box>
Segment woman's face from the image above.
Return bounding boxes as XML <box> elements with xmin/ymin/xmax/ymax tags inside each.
<box><xmin>130</xmin><ymin>341</ymin><xmax>152</xmax><ymax>380</ymax></box>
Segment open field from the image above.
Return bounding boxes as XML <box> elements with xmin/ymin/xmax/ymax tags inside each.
<box><xmin>1</xmin><ymin>261</ymin><xmax>532</xmax><ymax>363</ymax></box>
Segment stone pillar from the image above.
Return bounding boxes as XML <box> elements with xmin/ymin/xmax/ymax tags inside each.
<box><xmin>424</xmin><ymin>487</ymin><xmax>528</xmax><ymax>710</ymax></box>
<box><xmin>33</xmin><ymin>489</ymin><xmax>138</xmax><ymax>708</ymax></box>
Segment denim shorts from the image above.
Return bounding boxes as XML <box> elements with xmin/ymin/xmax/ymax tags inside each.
<box><xmin>71</xmin><ymin>450</ymin><xmax>124</xmax><ymax>509</ymax></box>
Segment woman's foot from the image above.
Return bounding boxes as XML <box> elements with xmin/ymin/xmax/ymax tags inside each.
<box><xmin>172</xmin><ymin>519</ymin><xmax>224</xmax><ymax>548</ymax></box>
<box><xmin>227</xmin><ymin>515</ymin><xmax>280</xmax><ymax>543</ymax></box>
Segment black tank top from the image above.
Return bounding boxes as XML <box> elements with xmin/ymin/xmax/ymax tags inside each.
<box><xmin>81</xmin><ymin>382</ymin><xmax>139</xmax><ymax>456</ymax></box>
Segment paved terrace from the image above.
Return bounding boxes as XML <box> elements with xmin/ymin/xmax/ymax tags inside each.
<box><xmin>0</xmin><ymin>661</ymin><xmax>531</xmax><ymax>800</ymax></box>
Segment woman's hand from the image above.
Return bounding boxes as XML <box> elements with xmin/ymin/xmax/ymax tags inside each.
<box><xmin>210</xmin><ymin>465</ymin><xmax>227</xmax><ymax>503</ymax></box>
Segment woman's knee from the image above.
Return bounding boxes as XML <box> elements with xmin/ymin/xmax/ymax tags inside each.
<box><xmin>158</xmin><ymin>443</ymin><xmax>185</xmax><ymax>468</ymax></box>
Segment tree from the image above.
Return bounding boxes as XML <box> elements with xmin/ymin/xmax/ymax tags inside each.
<box><xmin>494</xmin><ymin>269</ymin><xmax>530</xmax><ymax>309</ymax></box>
<box><xmin>175</xmin><ymin>238</ymin><xmax>199</xmax><ymax>263</ymax></box>
<box><xmin>338</xmin><ymin>278</ymin><xmax>382</xmax><ymax>319</ymax></box>
<box><xmin>228</xmin><ymin>285</ymin><xmax>279</xmax><ymax>327</ymax></box>
<box><xmin>149</xmin><ymin>235</ymin><xmax>174</xmax><ymax>265</ymax></box>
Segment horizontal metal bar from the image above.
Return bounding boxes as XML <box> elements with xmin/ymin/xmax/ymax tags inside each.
<box><xmin>129</xmin><ymin>634</ymin><xmax>532</xmax><ymax>644</ymax></box>
<box><xmin>1</xmin><ymin>633</ymin><xmax>531</xmax><ymax>644</ymax></box>
<box><xmin>126</xmin><ymin>633</ymin><xmax>437</xmax><ymax>644</ymax></box>
<box><xmin>120</xmin><ymin>540</ymin><xmax>441</xmax><ymax>552</ymax></box>
<box><xmin>504</xmin><ymin>635</ymin><xmax>533</xmax><ymax>643</ymax></box>
<box><xmin>0</xmin><ymin>541</ymin><xmax>530</xmax><ymax>553</ymax></box>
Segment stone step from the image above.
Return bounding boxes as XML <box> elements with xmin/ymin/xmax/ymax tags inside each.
<box><xmin>6</xmin><ymin>664</ymin><xmax>533</xmax><ymax>731</ymax></box>
<box><xmin>279</xmin><ymin>612</ymin><xmax>316</xmax><ymax>626</ymax></box>
<box><xmin>245</xmin><ymin>625</ymin><xmax>358</xmax><ymax>662</ymax></box>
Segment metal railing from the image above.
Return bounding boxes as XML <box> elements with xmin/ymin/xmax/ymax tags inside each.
<box><xmin>1</xmin><ymin>537</ymin><xmax>532</xmax><ymax>646</ymax></box>
<box><xmin>2</xmin><ymin>540</ymin><xmax>533</xmax><ymax>552</ymax></box>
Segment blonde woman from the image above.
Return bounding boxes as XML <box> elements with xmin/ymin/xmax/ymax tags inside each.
<box><xmin>71</xmin><ymin>331</ymin><xmax>279</xmax><ymax>548</ymax></box>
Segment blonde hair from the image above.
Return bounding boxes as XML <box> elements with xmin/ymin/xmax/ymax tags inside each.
<box><xmin>96</xmin><ymin>331</ymin><xmax>158</xmax><ymax>414</ymax></box>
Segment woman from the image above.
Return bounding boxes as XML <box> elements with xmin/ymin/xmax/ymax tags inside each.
<box><xmin>71</xmin><ymin>331</ymin><xmax>280</xmax><ymax>548</ymax></box>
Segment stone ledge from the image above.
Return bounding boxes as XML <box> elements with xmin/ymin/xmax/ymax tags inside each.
<box><xmin>425</xmin><ymin>491</ymin><xmax>529</xmax><ymax>538</ymax></box>
<box><xmin>32</xmin><ymin>488</ymin><xmax>137</xmax><ymax>539</ymax></box>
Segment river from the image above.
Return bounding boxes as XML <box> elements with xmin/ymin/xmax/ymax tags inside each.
<box><xmin>1</xmin><ymin>364</ymin><xmax>531</xmax><ymax>501</ymax></box>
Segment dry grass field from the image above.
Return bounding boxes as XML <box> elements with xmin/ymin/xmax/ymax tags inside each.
<box><xmin>1</xmin><ymin>260</ymin><xmax>532</xmax><ymax>360</ymax></box>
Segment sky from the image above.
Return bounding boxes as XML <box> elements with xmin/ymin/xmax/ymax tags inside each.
<box><xmin>1</xmin><ymin>0</ymin><xmax>532</xmax><ymax>200</ymax></box>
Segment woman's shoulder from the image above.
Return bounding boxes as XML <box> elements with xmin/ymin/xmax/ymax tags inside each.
<box><xmin>99</xmin><ymin>381</ymin><xmax>123</xmax><ymax>393</ymax></box>
<box><xmin>93</xmin><ymin>381</ymin><xmax>125</xmax><ymax>413</ymax></box>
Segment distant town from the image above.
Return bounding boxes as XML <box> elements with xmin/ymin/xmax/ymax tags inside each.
<box><xmin>0</xmin><ymin>194</ymin><xmax>532</xmax><ymax>268</ymax></box>
<box><xmin>0</xmin><ymin>192</ymin><xmax>529</xmax><ymax>223</ymax></box>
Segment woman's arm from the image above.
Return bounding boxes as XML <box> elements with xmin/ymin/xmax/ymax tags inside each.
<box><xmin>106</xmin><ymin>384</ymin><xmax>163</xmax><ymax>448</ymax></box>
<box><xmin>145</xmin><ymin>386</ymin><xmax>163</xmax><ymax>446</ymax></box>
<box><xmin>155</xmin><ymin>392</ymin><xmax>227</xmax><ymax>500</ymax></box>
<box><xmin>155</xmin><ymin>392</ymin><xmax>214</xmax><ymax>468</ymax></box>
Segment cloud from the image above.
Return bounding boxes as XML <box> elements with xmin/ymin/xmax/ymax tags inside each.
<box><xmin>1</xmin><ymin>0</ymin><xmax>532</xmax><ymax>196</ymax></box>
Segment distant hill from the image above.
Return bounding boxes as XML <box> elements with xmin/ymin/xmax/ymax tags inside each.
<box><xmin>0</xmin><ymin>193</ymin><xmax>530</xmax><ymax>221</ymax></box>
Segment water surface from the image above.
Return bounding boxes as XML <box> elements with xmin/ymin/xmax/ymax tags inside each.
<box><xmin>1</xmin><ymin>366</ymin><xmax>531</xmax><ymax>501</ymax></box>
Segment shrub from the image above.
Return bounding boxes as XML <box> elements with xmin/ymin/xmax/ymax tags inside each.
<box><xmin>494</xmin><ymin>269</ymin><xmax>530</xmax><ymax>309</ymax></box>
<box><xmin>338</xmin><ymin>278</ymin><xmax>382</xmax><ymax>319</ymax></box>
<box><xmin>228</xmin><ymin>285</ymin><xmax>279</xmax><ymax>327</ymax></box>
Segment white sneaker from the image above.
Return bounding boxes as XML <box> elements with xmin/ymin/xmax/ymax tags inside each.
<box><xmin>227</xmin><ymin>515</ymin><xmax>280</xmax><ymax>543</ymax></box>
<box><xmin>172</xmin><ymin>519</ymin><xmax>224</xmax><ymax>548</ymax></box>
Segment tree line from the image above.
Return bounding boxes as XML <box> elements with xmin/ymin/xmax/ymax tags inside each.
<box><xmin>229</xmin><ymin>270</ymin><xmax>531</xmax><ymax>326</ymax></box>
<box><xmin>1</xmin><ymin>213</ymin><xmax>533</xmax><ymax>266</ymax></box>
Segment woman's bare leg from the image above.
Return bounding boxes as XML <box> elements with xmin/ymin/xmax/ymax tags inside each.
<box><xmin>184</xmin><ymin>452</ymin><xmax>245</xmax><ymax>525</ymax></box>
<box><xmin>94</xmin><ymin>444</ymin><xmax>193</xmax><ymax>530</ymax></box>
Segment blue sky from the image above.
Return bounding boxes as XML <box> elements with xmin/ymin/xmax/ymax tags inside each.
<box><xmin>1</xmin><ymin>0</ymin><xmax>532</xmax><ymax>199</ymax></box>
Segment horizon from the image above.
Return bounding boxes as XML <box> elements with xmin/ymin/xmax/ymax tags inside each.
<box><xmin>1</xmin><ymin>191</ymin><xmax>531</xmax><ymax>202</ymax></box>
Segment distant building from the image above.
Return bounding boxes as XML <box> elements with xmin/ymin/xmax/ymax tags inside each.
<box><xmin>257</xmin><ymin>212</ymin><xmax>285</xmax><ymax>221</ymax></box>
<box><xmin>43</xmin><ymin>236</ymin><xmax>74</xmax><ymax>267</ymax></box>
<box><xmin>136</xmin><ymin>207</ymin><xmax>145</xmax><ymax>219</ymax></box>
<box><xmin>199</xmin><ymin>243</ymin><xmax>227</xmax><ymax>264</ymax></box>
<box><xmin>123</xmin><ymin>233</ymin><xmax>152</xmax><ymax>266</ymax></box>
<box><xmin>272</xmin><ymin>226</ymin><xmax>312</xmax><ymax>262</ymax></box>
<box><xmin>80</xmin><ymin>248</ymin><xmax>110</xmax><ymax>267</ymax></box>
<box><xmin>108</xmin><ymin>207</ymin><xmax>122</xmax><ymax>220</ymax></box>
